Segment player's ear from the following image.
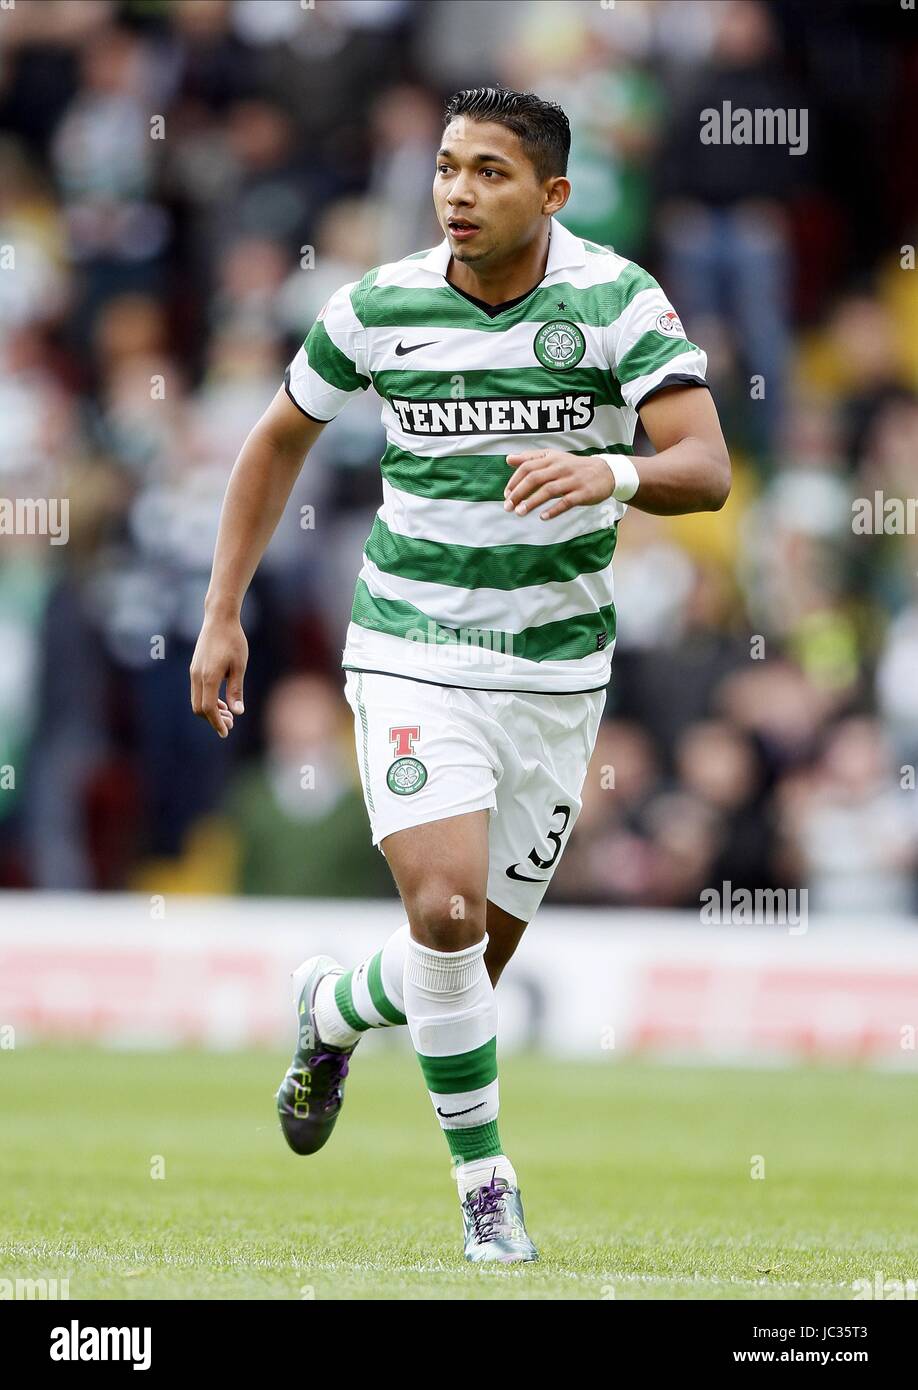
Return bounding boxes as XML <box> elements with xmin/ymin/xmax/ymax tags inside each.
<box><xmin>543</xmin><ymin>176</ymin><xmax>571</xmax><ymax>218</ymax></box>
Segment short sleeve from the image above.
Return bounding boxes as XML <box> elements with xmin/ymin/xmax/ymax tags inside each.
<box><xmin>607</xmin><ymin>270</ymin><xmax>708</xmax><ymax>412</ymax></box>
<box><xmin>284</xmin><ymin>280</ymin><xmax>371</xmax><ymax>422</ymax></box>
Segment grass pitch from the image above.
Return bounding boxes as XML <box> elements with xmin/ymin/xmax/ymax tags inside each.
<box><xmin>2</xmin><ymin>1045</ymin><xmax>917</xmax><ymax>1300</ymax></box>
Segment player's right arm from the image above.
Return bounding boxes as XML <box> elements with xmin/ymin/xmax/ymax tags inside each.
<box><xmin>191</xmin><ymin>278</ymin><xmax>370</xmax><ymax>737</ymax></box>
<box><xmin>190</xmin><ymin>390</ymin><xmax>327</xmax><ymax>738</ymax></box>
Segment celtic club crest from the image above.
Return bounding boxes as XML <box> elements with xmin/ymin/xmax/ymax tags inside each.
<box><xmin>533</xmin><ymin>319</ymin><xmax>586</xmax><ymax>370</ymax></box>
<box><xmin>386</xmin><ymin>757</ymin><xmax>428</xmax><ymax>795</ymax></box>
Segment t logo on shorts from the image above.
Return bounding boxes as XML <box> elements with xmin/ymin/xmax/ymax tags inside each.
<box><xmin>389</xmin><ymin>726</ymin><xmax>420</xmax><ymax>756</ymax></box>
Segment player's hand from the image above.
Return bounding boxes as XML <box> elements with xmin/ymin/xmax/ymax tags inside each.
<box><xmin>189</xmin><ymin>614</ymin><xmax>248</xmax><ymax>739</ymax></box>
<box><xmin>504</xmin><ymin>449</ymin><xmax>615</xmax><ymax>520</ymax></box>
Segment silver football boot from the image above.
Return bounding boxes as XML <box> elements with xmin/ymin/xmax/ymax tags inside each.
<box><xmin>461</xmin><ymin>1172</ymin><xmax>539</xmax><ymax>1263</ymax></box>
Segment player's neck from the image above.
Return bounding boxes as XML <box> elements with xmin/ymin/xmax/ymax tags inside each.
<box><xmin>446</xmin><ymin>224</ymin><xmax>551</xmax><ymax>307</ymax></box>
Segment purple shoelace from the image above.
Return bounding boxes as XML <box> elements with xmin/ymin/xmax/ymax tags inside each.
<box><xmin>467</xmin><ymin>1173</ymin><xmax>509</xmax><ymax>1242</ymax></box>
<box><xmin>308</xmin><ymin>1051</ymin><xmax>351</xmax><ymax>1110</ymax></box>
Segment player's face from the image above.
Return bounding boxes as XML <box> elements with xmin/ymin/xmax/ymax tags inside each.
<box><xmin>434</xmin><ymin>118</ymin><xmax>549</xmax><ymax>265</ymax></box>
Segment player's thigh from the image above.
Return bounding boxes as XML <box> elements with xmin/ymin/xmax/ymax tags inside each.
<box><xmin>385</xmin><ymin>818</ymin><xmax>528</xmax><ymax>967</ymax></box>
<box><xmin>343</xmin><ymin>670</ymin><xmax>497</xmax><ymax>945</ymax></box>
<box><xmin>486</xmin><ymin>689</ymin><xmax>606</xmax><ymax>921</ymax></box>
<box><xmin>382</xmin><ymin>810</ymin><xmax>491</xmax><ymax>949</ymax></box>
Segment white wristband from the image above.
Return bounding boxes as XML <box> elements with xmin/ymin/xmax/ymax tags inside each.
<box><xmin>599</xmin><ymin>454</ymin><xmax>640</xmax><ymax>503</ymax></box>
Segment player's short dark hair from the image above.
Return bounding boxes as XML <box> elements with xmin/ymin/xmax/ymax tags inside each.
<box><xmin>442</xmin><ymin>87</ymin><xmax>570</xmax><ymax>182</ymax></box>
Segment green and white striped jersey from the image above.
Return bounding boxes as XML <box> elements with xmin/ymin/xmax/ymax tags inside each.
<box><xmin>284</xmin><ymin>216</ymin><xmax>707</xmax><ymax>693</ymax></box>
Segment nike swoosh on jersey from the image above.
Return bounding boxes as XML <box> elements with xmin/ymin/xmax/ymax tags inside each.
<box><xmin>436</xmin><ymin>1101</ymin><xmax>487</xmax><ymax>1119</ymax></box>
<box><xmin>505</xmin><ymin>864</ymin><xmax>547</xmax><ymax>883</ymax></box>
<box><xmin>394</xmin><ymin>339</ymin><xmax>440</xmax><ymax>356</ymax></box>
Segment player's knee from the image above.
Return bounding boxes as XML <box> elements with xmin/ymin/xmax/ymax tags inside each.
<box><xmin>408</xmin><ymin>879</ymin><xmax>486</xmax><ymax>951</ymax></box>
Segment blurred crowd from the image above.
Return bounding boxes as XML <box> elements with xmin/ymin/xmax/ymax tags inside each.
<box><xmin>1</xmin><ymin>0</ymin><xmax>917</xmax><ymax>914</ymax></box>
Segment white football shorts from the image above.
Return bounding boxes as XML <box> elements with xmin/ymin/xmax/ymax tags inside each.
<box><xmin>343</xmin><ymin>668</ymin><xmax>606</xmax><ymax>921</ymax></box>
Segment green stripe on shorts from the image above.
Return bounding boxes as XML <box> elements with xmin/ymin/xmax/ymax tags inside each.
<box><xmin>355</xmin><ymin>672</ymin><xmax>375</xmax><ymax>815</ymax></box>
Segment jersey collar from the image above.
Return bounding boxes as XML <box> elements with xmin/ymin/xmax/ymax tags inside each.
<box><xmin>416</xmin><ymin>216</ymin><xmax>587</xmax><ymax>281</ymax></box>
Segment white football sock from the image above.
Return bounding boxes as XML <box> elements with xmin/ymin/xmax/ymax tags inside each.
<box><xmin>454</xmin><ymin>1153</ymin><xmax>518</xmax><ymax>1199</ymax></box>
<box><xmin>404</xmin><ymin>933</ymin><xmax>506</xmax><ymax>1174</ymax></box>
<box><xmin>313</xmin><ymin>921</ymin><xmax>410</xmax><ymax>1047</ymax></box>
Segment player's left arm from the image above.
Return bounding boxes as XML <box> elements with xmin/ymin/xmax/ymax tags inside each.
<box><xmin>624</xmin><ymin>383</ymin><xmax>731</xmax><ymax>515</ymax></box>
<box><xmin>504</xmin><ymin>384</ymin><xmax>731</xmax><ymax>521</ymax></box>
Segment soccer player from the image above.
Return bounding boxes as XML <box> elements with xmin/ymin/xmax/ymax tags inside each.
<box><xmin>190</xmin><ymin>88</ymin><xmax>730</xmax><ymax>1264</ymax></box>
